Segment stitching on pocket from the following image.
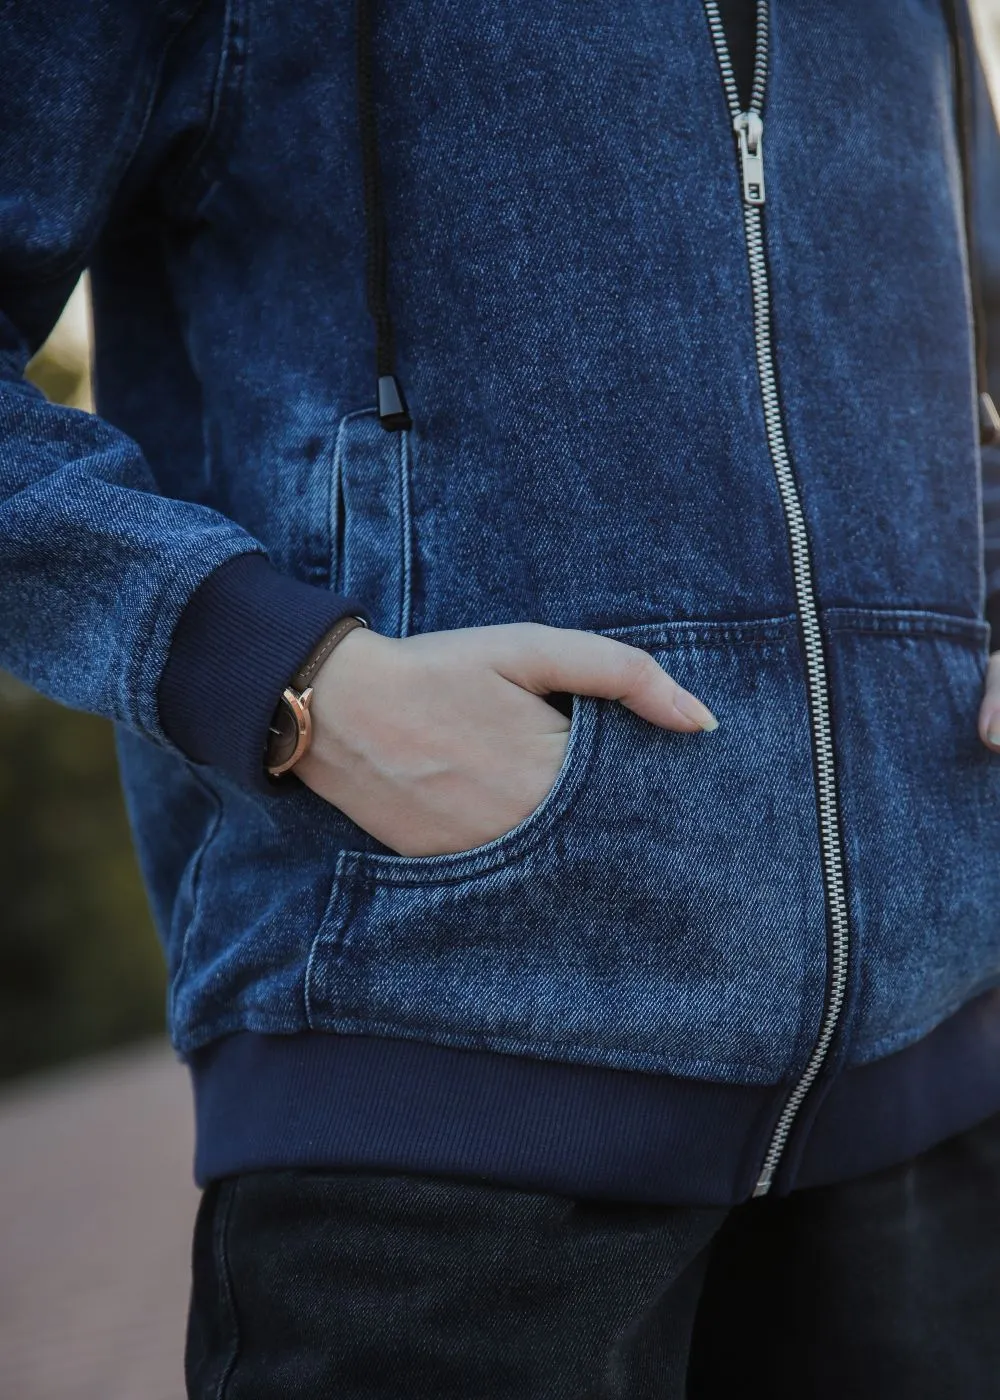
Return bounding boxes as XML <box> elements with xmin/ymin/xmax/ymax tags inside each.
<box><xmin>601</xmin><ymin>616</ymin><xmax>799</xmax><ymax>648</ymax></box>
<box><xmin>167</xmin><ymin>767</ymin><xmax>225</xmax><ymax>1029</ymax></box>
<box><xmin>304</xmin><ymin>848</ymin><xmax>356</xmax><ymax>1028</ymax></box>
<box><xmin>335</xmin><ymin>408</ymin><xmax>411</xmax><ymax>638</ymax></box>
<box><xmin>821</xmin><ymin>606</ymin><xmax>990</xmax><ymax>644</ymax></box>
<box><xmin>399</xmin><ymin>427</ymin><xmax>414</xmax><ymax>638</ymax></box>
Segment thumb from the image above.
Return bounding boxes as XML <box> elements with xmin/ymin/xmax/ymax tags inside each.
<box><xmin>492</xmin><ymin>624</ymin><xmax>719</xmax><ymax>733</ymax></box>
<box><xmin>979</xmin><ymin>650</ymin><xmax>1000</xmax><ymax>752</ymax></box>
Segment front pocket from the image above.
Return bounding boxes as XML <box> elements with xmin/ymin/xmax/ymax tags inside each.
<box><xmin>334</xmin><ymin>408</ymin><xmax>414</xmax><ymax>637</ymax></box>
<box><xmin>304</xmin><ymin>618</ymin><xmax>831</xmax><ymax>1084</ymax></box>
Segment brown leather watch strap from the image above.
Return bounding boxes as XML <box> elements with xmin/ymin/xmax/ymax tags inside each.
<box><xmin>289</xmin><ymin>615</ymin><xmax>368</xmax><ymax>691</ymax></box>
<box><xmin>264</xmin><ymin>615</ymin><xmax>370</xmax><ymax>779</ymax></box>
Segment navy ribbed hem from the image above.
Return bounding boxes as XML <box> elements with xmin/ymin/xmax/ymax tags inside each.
<box><xmin>188</xmin><ymin>988</ymin><xmax>1000</xmax><ymax>1204</ymax></box>
<box><xmin>157</xmin><ymin>552</ymin><xmax>371</xmax><ymax>795</ymax></box>
<box><xmin>793</xmin><ymin>986</ymin><xmax>1000</xmax><ymax>1187</ymax></box>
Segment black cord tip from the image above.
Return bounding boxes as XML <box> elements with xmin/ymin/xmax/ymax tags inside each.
<box><xmin>377</xmin><ymin>374</ymin><xmax>412</xmax><ymax>431</ymax></box>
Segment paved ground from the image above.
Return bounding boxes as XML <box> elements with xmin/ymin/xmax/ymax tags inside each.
<box><xmin>0</xmin><ymin>1041</ymin><xmax>198</xmax><ymax>1400</ymax></box>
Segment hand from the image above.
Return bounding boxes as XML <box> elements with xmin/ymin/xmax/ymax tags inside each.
<box><xmin>292</xmin><ymin>623</ymin><xmax>719</xmax><ymax>857</ymax></box>
<box><xmin>979</xmin><ymin>650</ymin><xmax>1000</xmax><ymax>753</ymax></box>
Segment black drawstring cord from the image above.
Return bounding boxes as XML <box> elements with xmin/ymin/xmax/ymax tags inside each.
<box><xmin>945</xmin><ymin>0</ymin><xmax>1000</xmax><ymax>445</ymax></box>
<box><xmin>356</xmin><ymin>0</ymin><xmax>412</xmax><ymax>431</ymax></box>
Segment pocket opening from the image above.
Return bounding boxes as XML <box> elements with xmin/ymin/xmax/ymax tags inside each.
<box><xmin>341</xmin><ymin>690</ymin><xmax>600</xmax><ymax>886</ymax></box>
<box><xmin>334</xmin><ymin>407</ymin><xmax>413</xmax><ymax>638</ymax></box>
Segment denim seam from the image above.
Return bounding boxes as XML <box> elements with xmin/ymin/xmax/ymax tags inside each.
<box><xmin>304</xmin><ymin>849</ymin><xmax>355</xmax><ymax>1029</ymax></box>
<box><xmin>399</xmin><ymin>427</ymin><xmax>414</xmax><ymax>639</ymax></box>
<box><xmin>601</xmin><ymin>609</ymin><xmax>989</xmax><ymax>647</ymax></box>
<box><xmin>329</xmin><ymin>415</ymin><xmax>347</xmax><ymax>597</ymax></box>
<box><xmin>599</xmin><ymin>617</ymin><xmax>799</xmax><ymax>647</ymax></box>
<box><xmin>213</xmin><ymin>1178</ymin><xmax>241</xmax><ymax>1400</ymax></box>
<box><xmin>821</xmin><ymin>607</ymin><xmax>990</xmax><ymax>642</ymax></box>
<box><xmin>162</xmin><ymin>0</ymin><xmax>249</xmax><ymax>216</ymax></box>
<box><xmin>853</xmin><ymin>969</ymin><xmax>1000</xmax><ymax>1065</ymax></box>
<box><xmin>179</xmin><ymin>1010</ymin><xmax>311</xmax><ymax>1055</ymax></box>
<box><xmin>333</xmin><ymin>406</ymin><xmax>410</xmax><ymax>636</ymax></box>
<box><xmin>167</xmin><ymin>768</ymin><xmax>225</xmax><ymax>1030</ymax></box>
<box><xmin>300</xmin><ymin>1012</ymin><xmax>797</xmax><ymax>1084</ymax></box>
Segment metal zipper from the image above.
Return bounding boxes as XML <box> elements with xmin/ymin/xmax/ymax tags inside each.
<box><xmin>701</xmin><ymin>0</ymin><xmax>852</xmax><ymax>1196</ymax></box>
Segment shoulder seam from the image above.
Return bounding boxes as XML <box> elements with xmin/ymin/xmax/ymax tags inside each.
<box><xmin>162</xmin><ymin>0</ymin><xmax>249</xmax><ymax>216</ymax></box>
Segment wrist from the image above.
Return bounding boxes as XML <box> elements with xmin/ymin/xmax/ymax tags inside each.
<box><xmin>265</xmin><ymin>615</ymin><xmax>369</xmax><ymax>778</ymax></box>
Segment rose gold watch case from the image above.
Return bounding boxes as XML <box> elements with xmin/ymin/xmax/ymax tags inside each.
<box><xmin>266</xmin><ymin>685</ymin><xmax>315</xmax><ymax>776</ymax></box>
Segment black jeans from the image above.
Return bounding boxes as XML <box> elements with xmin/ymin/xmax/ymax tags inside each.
<box><xmin>185</xmin><ymin>1112</ymin><xmax>1000</xmax><ymax>1399</ymax></box>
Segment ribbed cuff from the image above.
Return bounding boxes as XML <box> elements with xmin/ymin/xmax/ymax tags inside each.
<box><xmin>157</xmin><ymin>552</ymin><xmax>371</xmax><ymax>795</ymax></box>
<box><xmin>987</xmin><ymin>591</ymin><xmax>1000</xmax><ymax>651</ymax></box>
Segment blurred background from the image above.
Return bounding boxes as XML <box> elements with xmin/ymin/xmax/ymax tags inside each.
<box><xmin>0</xmin><ymin>277</ymin><xmax>166</xmax><ymax>1093</ymax></box>
<box><xmin>2</xmin><ymin>9</ymin><xmax>1000</xmax><ymax>1398</ymax></box>
<box><xmin>0</xmin><ymin>272</ymin><xmax>200</xmax><ymax>1400</ymax></box>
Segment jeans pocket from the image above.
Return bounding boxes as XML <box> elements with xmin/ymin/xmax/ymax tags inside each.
<box><xmin>184</xmin><ymin>1179</ymin><xmax>240</xmax><ymax>1399</ymax></box>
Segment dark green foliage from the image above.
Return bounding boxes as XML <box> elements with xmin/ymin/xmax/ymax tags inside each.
<box><xmin>0</xmin><ymin>674</ymin><xmax>166</xmax><ymax>1081</ymax></box>
<box><xmin>0</xmin><ymin>333</ymin><xmax>165</xmax><ymax>1082</ymax></box>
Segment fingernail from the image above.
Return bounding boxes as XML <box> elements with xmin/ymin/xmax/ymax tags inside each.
<box><xmin>988</xmin><ymin>727</ymin><xmax>1000</xmax><ymax>747</ymax></box>
<box><xmin>674</xmin><ymin>689</ymin><xmax>719</xmax><ymax>732</ymax></box>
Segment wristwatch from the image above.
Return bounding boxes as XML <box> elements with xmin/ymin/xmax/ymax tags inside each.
<box><xmin>264</xmin><ymin>615</ymin><xmax>369</xmax><ymax>778</ymax></box>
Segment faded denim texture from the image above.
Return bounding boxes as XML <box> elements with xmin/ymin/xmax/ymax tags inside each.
<box><xmin>1</xmin><ymin>1</ymin><xmax>999</xmax><ymax>1087</ymax></box>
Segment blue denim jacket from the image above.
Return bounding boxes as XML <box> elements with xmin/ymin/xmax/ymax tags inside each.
<box><xmin>2</xmin><ymin>0</ymin><xmax>999</xmax><ymax>1202</ymax></box>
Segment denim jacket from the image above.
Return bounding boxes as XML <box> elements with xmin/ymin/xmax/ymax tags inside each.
<box><xmin>2</xmin><ymin>0</ymin><xmax>999</xmax><ymax>1202</ymax></box>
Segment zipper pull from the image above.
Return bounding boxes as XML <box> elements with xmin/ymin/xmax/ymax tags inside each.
<box><xmin>734</xmin><ymin>112</ymin><xmax>765</xmax><ymax>206</ymax></box>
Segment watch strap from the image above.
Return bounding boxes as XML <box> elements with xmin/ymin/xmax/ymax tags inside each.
<box><xmin>264</xmin><ymin>614</ymin><xmax>369</xmax><ymax>779</ymax></box>
<box><xmin>289</xmin><ymin>614</ymin><xmax>368</xmax><ymax>691</ymax></box>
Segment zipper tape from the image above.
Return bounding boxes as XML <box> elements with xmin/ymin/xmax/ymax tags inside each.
<box><xmin>702</xmin><ymin>0</ymin><xmax>853</xmax><ymax>1197</ymax></box>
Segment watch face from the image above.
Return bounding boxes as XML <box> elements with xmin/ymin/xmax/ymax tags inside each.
<box><xmin>267</xmin><ymin>696</ymin><xmax>301</xmax><ymax>769</ymax></box>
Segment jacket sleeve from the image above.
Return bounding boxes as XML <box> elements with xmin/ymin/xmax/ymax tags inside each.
<box><xmin>970</xmin><ymin>25</ymin><xmax>1000</xmax><ymax>649</ymax></box>
<box><xmin>0</xmin><ymin>2</ymin><xmax>366</xmax><ymax>796</ymax></box>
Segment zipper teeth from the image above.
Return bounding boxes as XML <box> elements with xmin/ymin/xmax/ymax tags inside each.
<box><xmin>743</xmin><ymin>197</ymin><xmax>851</xmax><ymax>1193</ymax></box>
<box><xmin>701</xmin><ymin>0</ymin><xmax>852</xmax><ymax>1197</ymax></box>
<box><xmin>749</xmin><ymin>3</ymin><xmax>768</xmax><ymax>116</ymax></box>
<box><xmin>703</xmin><ymin>0</ymin><xmax>769</xmax><ymax>117</ymax></box>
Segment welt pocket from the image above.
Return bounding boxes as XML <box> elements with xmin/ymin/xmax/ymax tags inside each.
<box><xmin>333</xmin><ymin>407</ymin><xmax>414</xmax><ymax>638</ymax></box>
